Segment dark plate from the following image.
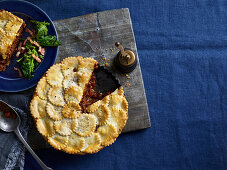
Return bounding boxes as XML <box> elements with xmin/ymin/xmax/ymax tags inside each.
<box><xmin>0</xmin><ymin>0</ymin><xmax>58</xmax><ymax>92</ymax></box>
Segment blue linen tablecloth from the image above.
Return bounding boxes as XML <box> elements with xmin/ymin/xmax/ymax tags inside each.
<box><xmin>24</xmin><ymin>0</ymin><xmax>227</xmax><ymax>169</ymax></box>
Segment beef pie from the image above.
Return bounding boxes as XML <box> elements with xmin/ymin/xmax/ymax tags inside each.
<box><xmin>0</xmin><ymin>10</ymin><xmax>26</xmax><ymax>71</ymax></box>
<box><xmin>30</xmin><ymin>56</ymin><xmax>128</xmax><ymax>154</ymax></box>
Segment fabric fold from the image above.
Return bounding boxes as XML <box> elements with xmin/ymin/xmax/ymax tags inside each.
<box><xmin>0</xmin><ymin>107</ymin><xmax>30</xmax><ymax>170</ymax></box>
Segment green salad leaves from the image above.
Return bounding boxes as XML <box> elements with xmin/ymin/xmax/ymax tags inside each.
<box><xmin>31</xmin><ymin>20</ymin><xmax>61</xmax><ymax>46</ymax></box>
<box><xmin>17</xmin><ymin>41</ymin><xmax>44</xmax><ymax>79</ymax></box>
<box><xmin>37</xmin><ymin>35</ymin><xmax>62</xmax><ymax>46</ymax></box>
<box><xmin>17</xmin><ymin>20</ymin><xmax>61</xmax><ymax>79</ymax></box>
<box><xmin>30</xmin><ymin>20</ymin><xmax>50</xmax><ymax>39</ymax></box>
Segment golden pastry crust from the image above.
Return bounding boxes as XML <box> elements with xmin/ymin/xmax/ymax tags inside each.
<box><xmin>77</xmin><ymin>57</ymin><xmax>97</xmax><ymax>89</ymax></box>
<box><xmin>109</xmin><ymin>107</ymin><xmax>128</xmax><ymax>132</ymax></box>
<box><xmin>48</xmin><ymin>86</ymin><xmax>65</xmax><ymax>106</ymax></box>
<box><xmin>0</xmin><ymin>10</ymin><xmax>25</xmax><ymax>61</ymax></box>
<box><xmin>89</xmin><ymin>104</ymin><xmax>110</xmax><ymax>125</ymax></box>
<box><xmin>117</xmin><ymin>86</ymin><xmax>124</xmax><ymax>96</ymax></box>
<box><xmin>31</xmin><ymin>56</ymin><xmax>128</xmax><ymax>155</ymax></box>
<box><xmin>0</xmin><ymin>32</ymin><xmax>15</xmax><ymax>46</ymax></box>
<box><xmin>61</xmin><ymin>56</ymin><xmax>81</xmax><ymax>67</ymax></box>
<box><xmin>36</xmin><ymin>117</ymin><xmax>55</xmax><ymax>137</ymax></box>
<box><xmin>82</xmin><ymin>133</ymin><xmax>101</xmax><ymax>154</ymax></box>
<box><xmin>78</xmin><ymin>71</ymin><xmax>93</xmax><ymax>89</ymax></box>
<box><xmin>48</xmin><ymin>134</ymin><xmax>69</xmax><ymax>150</ymax></box>
<box><xmin>109</xmin><ymin>94</ymin><xmax>123</xmax><ymax>106</ymax></box>
<box><xmin>61</xmin><ymin>64</ymin><xmax>74</xmax><ymax>77</ymax></box>
<box><xmin>0</xmin><ymin>28</ymin><xmax>4</xmax><ymax>38</ymax></box>
<box><xmin>0</xmin><ymin>10</ymin><xmax>24</xmax><ymax>23</ymax></box>
<box><xmin>102</xmin><ymin>95</ymin><xmax>110</xmax><ymax>105</ymax></box>
<box><xmin>97</xmin><ymin>124</ymin><xmax>118</xmax><ymax>147</ymax></box>
<box><xmin>64</xmin><ymin>86</ymin><xmax>83</xmax><ymax>104</ymax></box>
<box><xmin>61</xmin><ymin>57</ymin><xmax>80</xmax><ymax>76</ymax></box>
<box><xmin>64</xmin><ymin>133</ymin><xmax>85</xmax><ymax>154</ymax></box>
<box><xmin>109</xmin><ymin>88</ymin><xmax>128</xmax><ymax>111</ymax></box>
<box><xmin>0</xmin><ymin>32</ymin><xmax>16</xmax><ymax>57</ymax></box>
<box><xmin>121</xmin><ymin>97</ymin><xmax>129</xmax><ymax>111</ymax></box>
<box><xmin>75</xmin><ymin>114</ymin><xmax>97</xmax><ymax>137</ymax></box>
<box><xmin>63</xmin><ymin>72</ymin><xmax>82</xmax><ymax>89</ymax></box>
<box><xmin>78</xmin><ymin>57</ymin><xmax>97</xmax><ymax>71</ymax></box>
<box><xmin>46</xmin><ymin>102</ymin><xmax>63</xmax><ymax>121</ymax></box>
<box><xmin>62</xmin><ymin>102</ymin><xmax>82</xmax><ymax>119</ymax></box>
<box><xmin>86</xmin><ymin>95</ymin><xmax>110</xmax><ymax>113</ymax></box>
<box><xmin>54</xmin><ymin>119</ymin><xmax>77</xmax><ymax>136</ymax></box>
<box><xmin>36</xmin><ymin>77</ymin><xmax>50</xmax><ymax>100</ymax></box>
<box><xmin>46</xmin><ymin>63</ymin><xmax>64</xmax><ymax>87</ymax></box>
<box><xmin>30</xmin><ymin>95</ymin><xmax>47</xmax><ymax>118</ymax></box>
<box><xmin>86</xmin><ymin>100</ymin><xmax>101</xmax><ymax>113</ymax></box>
<box><xmin>5</xmin><ymin>20</ymin><xmax>22</xmax><ymax>33</ymax></box>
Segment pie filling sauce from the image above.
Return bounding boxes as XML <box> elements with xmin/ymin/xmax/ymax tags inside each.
<box><xmin>0</xmin><ymin>103</ymin><xmax>17</xmax><ymax>119</ymax></box>
<box><xmin>79</xmin><ymin>66</ymin><xmax>112</xmax><ymax>113</ymax></box>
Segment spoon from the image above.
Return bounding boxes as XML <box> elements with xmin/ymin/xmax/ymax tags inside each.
<box><xmin>0</xmin><ymin>100</ymin><xmax>52</xmax><ymax>170</ymax></box>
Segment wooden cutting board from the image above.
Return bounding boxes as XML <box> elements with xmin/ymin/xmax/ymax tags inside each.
<box><xmin>27</xmin><ymin>8</ymin><xmax>150</xmax><ymax>149</ymax></box>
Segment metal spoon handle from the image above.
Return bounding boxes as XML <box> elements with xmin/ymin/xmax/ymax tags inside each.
<box><xmin>14</xmin><ymin>128</ymin><xmax>53</xmax><ymax>170</ymax></box>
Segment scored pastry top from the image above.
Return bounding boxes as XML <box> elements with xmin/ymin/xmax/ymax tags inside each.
<box><xmin>0</xmin><ymin>10</ymin><xmax>25</xmax><ymax>59</ymax></box>
<box><xmin>30</xmin><ymin>56</ymin><xmax>128</xmax><ymax>154</ymax></box>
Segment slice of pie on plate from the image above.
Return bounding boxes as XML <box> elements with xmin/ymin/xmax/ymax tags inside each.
<box><xmin>0</xmin><ymin>10</ymin><xmax>26</xmax><ymax>71</ymax></box>
<box><xmin>30</xmin><ymin>56</ymin><xmax>128</xmax><ymax>154</ymax></box>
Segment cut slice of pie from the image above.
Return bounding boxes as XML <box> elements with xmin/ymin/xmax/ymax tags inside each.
<box><xmin>30</xmin><ymin>56</ymin><xmax>128</xmax><ymax>154</ymax></box>
<box><xmin>0</xmin><ymin>10</ymin><xmax>26</xmax><ymax>71</ymax></box>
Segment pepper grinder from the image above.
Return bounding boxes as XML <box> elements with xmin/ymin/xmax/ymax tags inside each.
<box><xmin>114</xmin><ymin>42</ymin><xmax>137</xmax><ymax>73</ymax></box>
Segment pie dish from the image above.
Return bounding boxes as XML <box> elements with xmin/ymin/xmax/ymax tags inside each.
<box><xmin>30</xmin><ymin>56</ymin><xmax>128</xmax><ymax>154</ymax></box>
<box><xmin>0</xmin><ymin>9</ymin><xmax>26</xmax><ymax>71</ymax></box>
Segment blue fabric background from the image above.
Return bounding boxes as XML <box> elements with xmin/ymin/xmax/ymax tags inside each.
<box><xmin>24</xmin><ymin>0</ymin><xmax>227</xmax><ymax>169</ymax></box>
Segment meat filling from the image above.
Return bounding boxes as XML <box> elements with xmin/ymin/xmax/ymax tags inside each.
<box><xmin>79</xmin><ymin>66</ymin><xmax>114</xmax><ymax>113</ymax></box>
<box><xmin>79</xmin><ymin>71</ymin><xmax>103</xmax><ymax>113</ymax></box>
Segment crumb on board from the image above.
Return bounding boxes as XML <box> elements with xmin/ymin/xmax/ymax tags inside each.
<box><xmin>126</xmin><ymin>74</ymin><xmax>130</xmax><ymax>79</ymax></box>
<box><xmin>125</xmin><ymin>83</ymin><xmax>131</xmax><ymax>87</ymax></box>
<box><xmin>98</xmin><ymin>55</ymin><xmax>112</xmax><ymax>68</ymax></box>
